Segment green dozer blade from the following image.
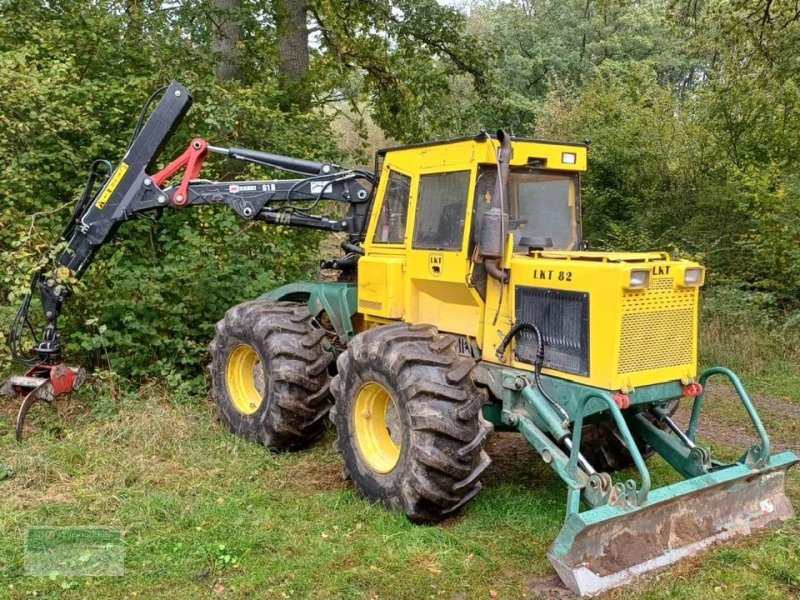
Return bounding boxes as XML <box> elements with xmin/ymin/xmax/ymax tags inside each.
<box><xmin>548</xmin><ymin>451</ymin><xmax>798</xmax><ymax>597</ymax></box>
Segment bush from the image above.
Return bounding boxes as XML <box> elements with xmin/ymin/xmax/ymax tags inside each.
<box><xmin>0</xmin><ymin>8</ymin><xmax>339</xmax><ymax>391</ymax></box>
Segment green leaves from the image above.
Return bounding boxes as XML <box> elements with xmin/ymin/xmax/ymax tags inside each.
<box><xmin>309</xmin><ymin>0</ymin><xmax>491</xmax><ymax>141</ymax></box>
<box><xmin>531</xmin><ymin>1</ymin><xmax>800</xmax><ymax>319</ymax></box>
<box><xmin>0</xmin><ymin>1</ymin><xmax>332</xmax><ymax>385</ymax></box>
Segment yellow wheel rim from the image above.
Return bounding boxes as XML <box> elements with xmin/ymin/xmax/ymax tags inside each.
<box><xmin>353</xmin><ymin>382</ymin><xmax>402</xmax><ymax>474</ymax></box>
<box><xmin>225</xmin><ymin>344</ymin><xmax>265</xmax><ymax>415</ymax></box>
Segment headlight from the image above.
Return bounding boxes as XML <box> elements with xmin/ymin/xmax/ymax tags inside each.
<box><xmin>628</xmin><ymin>269</ymin><xmax>650</xmax><ymax>289</ymax></box>
<box><xmin>683</xmin><ymin>267</ymin><xmax>704</xmax><ymax>287</ymax></box>
<box><xmin>562</xmin><ymin>152</ymin><xmax>576</xmax><ymax>165</ymax></box>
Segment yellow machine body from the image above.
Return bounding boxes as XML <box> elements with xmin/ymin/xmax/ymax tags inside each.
<box><xmin>358</xmin><ymin>134</ymin><xmax>704</xmax><ymax>392</ymax></box>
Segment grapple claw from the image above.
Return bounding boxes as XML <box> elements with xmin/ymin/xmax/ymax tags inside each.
<box><xmin>15</xmin><ymin>381</ymin><xmax>53</xmax><ymax>442</ymax></box>
<box><xmin>1</xmin><ymin>363</ymin><xmax>86</xmax><ymax>442</ymax></box>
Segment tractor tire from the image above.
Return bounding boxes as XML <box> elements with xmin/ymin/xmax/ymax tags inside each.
<box><xmin>579</xmin><ymin>400</ymin><xmax>679</xmax><ymax>472</ymax></box>
<box><xmin>330</xmin><ymin>323</ymin><xmax>493</xmax><ymax>523</ymax></box>
<box><xmin>209</xmin><ymin>300</ymin><xmax>334</xmax><ymax>450</ymax></box>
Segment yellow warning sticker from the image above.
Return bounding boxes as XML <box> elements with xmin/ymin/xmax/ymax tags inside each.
<box><xmin>94</xmin><ymin>162</ymin><xmax>130</xmax><ymax>209</ymax></box>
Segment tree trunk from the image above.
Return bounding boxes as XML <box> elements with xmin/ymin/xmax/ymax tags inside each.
<box><xmin>211</xmin><ymin>0</ymin><xmax>242</xmax><ymax>84</ymax></box>
<box><xmin>275</xmin><ymin>0</ymin><xmax>310</xmax><ymax>111</ymax></box>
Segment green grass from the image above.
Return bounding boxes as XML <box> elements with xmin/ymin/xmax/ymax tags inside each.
<box><xmin>699</xmin><ymin>316</ymin><xmax>800</xmax><ymax>402</ymax></box>
<box><xmin>1</xmin><ymin>378</ymin><xmax>798</xmax><ymax>600</ymax></box>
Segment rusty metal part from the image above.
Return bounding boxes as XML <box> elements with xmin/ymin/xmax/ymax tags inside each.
<box><xmin>15</xmin><ymin>380</ymin><xmax>54</xmax><ymax>442</ymax></box>
<box><xmin>0</xmin><ymin>376</ymin><xmax>48</xmax><ymax>395</ymax></box>
<box><xmin>1</xmin><ymin>364</ymin><xmax>86</xmax><ymax>442</ymax></box>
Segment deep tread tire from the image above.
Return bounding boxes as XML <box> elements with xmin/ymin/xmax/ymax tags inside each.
<box><xmin>209</xmin><ymin>300</ymin><xmax>334</xmax><ymax>450</ymax></box>
<box><xmin>330</xmin><ymin>322</ymin><xmax>493</xmax><ymax>523</ymax></box>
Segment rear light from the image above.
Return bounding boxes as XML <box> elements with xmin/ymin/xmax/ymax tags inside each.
<box><xmin>683</xmin><ymin>382</ymin><xmax>703</xmax><ymax>398</ymax></box>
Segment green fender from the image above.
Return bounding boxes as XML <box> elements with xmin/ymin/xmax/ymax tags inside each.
<box><xmin>260</xmin><ymin>282</ymin><xmax>358</xmax><ymax>341</ymax></box>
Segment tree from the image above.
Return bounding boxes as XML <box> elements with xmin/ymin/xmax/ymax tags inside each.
<box><xmin>275</xmin><ymin>0</ymin><xmax>311</xmax><ymax>110</ymax></box>
<box><xmin>308</xmin><ymin>0</ymin><xmax>489</xmax><ymax>140</ymax></box>
<box><xmin>211</xmin><ymin>0</ymin><xmax>243</xmax><ymax>83</ymax></box>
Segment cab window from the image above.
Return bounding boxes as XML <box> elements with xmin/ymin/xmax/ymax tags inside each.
<box><xmin>412</xmin><ymin>170</ymin><xmax>471</xmax><ymax>251</ymax></box>
<box><xmin>514</xmin><ymin>175</ymin><xmax>576</xmax><ymax>249</ymax></box>
<box><xmin>373</xmin><ymin>170</ymin><xmax>411</xmax><ymax>244</ymax></box>
<box><xmin>474</xmin><ymin>168</ymin><xmax>578</xmax><ymax>250</ymax></box>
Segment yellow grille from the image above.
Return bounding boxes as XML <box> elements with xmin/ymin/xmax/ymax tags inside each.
<box><xmin>618</xmin><ymin>278</ymin><xmax>696</xmax><ymax>374</ymax></box>
<box><xmin>358</xmin><ymin>299</ymin><xmax>383</xmax><ymax>311</ymax></box>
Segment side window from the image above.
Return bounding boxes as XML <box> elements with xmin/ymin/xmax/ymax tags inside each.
<box><xmin>373</xmin><ymin>171</ymin><xmax>411</xmax><ymax>244</ymax></box>
<box><xmin>412</xmin><ymin>171</ymin><xmax>471</xmax><ymax>251</ymax></box>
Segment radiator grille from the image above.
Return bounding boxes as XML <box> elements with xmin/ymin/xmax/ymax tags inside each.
<box><xmin>618</xmin><ymin>278</ymin><xmax>695</xmax><ymax>374</ymax></box>
<box><xmin>515</xmin><ymin>287</ymin><xmax>590</xmax><ymax>376</ymax></box>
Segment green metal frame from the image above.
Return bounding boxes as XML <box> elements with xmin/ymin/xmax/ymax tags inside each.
<box><xmin>475</xmin><ymin>362</ymin><xmax>798</xmax><ymax>595</ymax></box>
<box><xmin>261</xmin><ymin>282</ymin><xmax>358</xmax><ymax>341</ymax></box>
<box><xmin>475</xmin><ymin>362</ymin><xmax>798</xmax><ymax>515</ymax></box>
<box><xmin>691</xmin><ymin>366</ymin><xmax>771</xmax><ymax>466</ymax></box>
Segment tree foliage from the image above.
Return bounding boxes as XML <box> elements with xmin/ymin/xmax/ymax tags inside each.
<box><xmin>478</xmin><ymin>0</ymin><xmax>800</xmax><ymax>318</ymax></box>
<box><xmin>0</xmin><ymin>0</ymin><xmax>337</xmax><ymax>390</ymax></box>
<box><xmin>1</xmin><ymin>0</ymin><xmax>798</xmax><ymax>388</ymax></box>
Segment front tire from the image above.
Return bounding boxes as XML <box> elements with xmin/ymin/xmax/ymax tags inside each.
<box><xmin>209</xmin><ymin>300</ymin><xmax>334</xmax><ymax>450</ymax></box>
<box><xmin>330</xmin><ymin>323</ymin><xmax>493</xmax><ymax>522</ymax></box>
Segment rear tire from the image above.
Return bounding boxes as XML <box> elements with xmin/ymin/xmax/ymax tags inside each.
<box><xmin>209</xmin><ymin>300</ymin><xmax>334</xmax><ymax>450</ymax></box>
<box><xmin>330</xmin><ymin>323</ymin><xmax>493</xmax><ymax>522</ymax></box>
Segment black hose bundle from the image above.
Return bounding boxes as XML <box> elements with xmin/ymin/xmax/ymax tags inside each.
<box><xmin>495</xmin><ymin>321</ymin><xmax>570</xmax><ymax>421</ymax></box>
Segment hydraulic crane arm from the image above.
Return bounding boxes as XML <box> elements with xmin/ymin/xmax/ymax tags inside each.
<box><xmin>58</xmin><ymin>138</ymin><xmax>372</xmax><ymax>277</ymax></box>
<box><xmin>57</xmin><ymin>83</ymin><xmax>372</xmax><ymax>278</ymax></box>
<box><xmin>3</xmin><ymin>81</ymin><xmax>375</xmax><ymax>439</ymax></box>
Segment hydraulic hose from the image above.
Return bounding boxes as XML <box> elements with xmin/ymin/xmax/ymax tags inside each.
<box><xmin>495</xmin><ymin>321</ymin><xmax>570</xmax><ymax>422</ymax></box>
<box><xmin>341</xmin><ymin>241</ymin><xmax>365</xmax><ymax>256</ymax></box>
<box><xmin>498</xmin><ymin>321</ymin><xmax>596</xmax><ymax>474</ymax></box>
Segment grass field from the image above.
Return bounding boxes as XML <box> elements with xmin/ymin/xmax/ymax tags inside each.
<box><xmin>1</xmin><ymin>364</ymin><xmax>799</xmax><ymax>599</ymax></box>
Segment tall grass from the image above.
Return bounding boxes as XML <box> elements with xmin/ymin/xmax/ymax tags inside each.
<box><xmin>699</xmin><ymin>288</ymin><xmax>800</xmax><ymax>400</ymax></box>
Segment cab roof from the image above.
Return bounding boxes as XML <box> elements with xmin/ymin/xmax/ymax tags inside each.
<box><xmin>377</xmin><ymin>132</ymin><xmax>588</xmax><ymax>172</ymax></box>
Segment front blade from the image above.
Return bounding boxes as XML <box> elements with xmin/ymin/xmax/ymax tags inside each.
<box><xmin>549</xmin><ymin>452</ymin><xmax>798</xmax><ymax>597</ymax></box>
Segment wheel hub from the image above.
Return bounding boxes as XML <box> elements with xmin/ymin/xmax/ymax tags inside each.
<box><xmin>353</xmin><ymin>382</ymin><xmax>402</xmax><ymax>473</ymax></box>
<box><xmin>225</xmin><ymin>344</ymin><xmax>266</xmax><ymax>415</ymax></box>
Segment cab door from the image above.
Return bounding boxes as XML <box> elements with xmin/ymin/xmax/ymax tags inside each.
<box><xmin>404</xmin><ymin>168</ymin><xmax>484</xmax><ymax>338</ymax></box>
<box><xmin>358</xmin><ymin>168</ymin><xmax>412</xmax><ymax>320</ymax></box>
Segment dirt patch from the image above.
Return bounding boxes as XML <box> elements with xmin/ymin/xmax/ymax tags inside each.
<box><xmin>673</xmin><ymin>382</ymin><xmax>800</xmax><ymax>455</ymax></box>
<box><xmin>276</xmin><ymin>435</ymin><xmax>349</xmax><ymax>494</ymax></box>
<box><xmin>527</xmin><ymin>575</ymin><xmax>574</xmax><ymax>599</ymax></box>
<box><xmin>672</xmin><ymin>406</ymin><xmax>757</xmax><ymax>453</ymax></box>
<box><xmin>281</xmin><ymin>459</ymin><xmax>347</xmax><ymax>493</ymax></box>
<box><xmin>482</xmin><ymin>432</ymin><xmax>540</xmax><ymax>486</ymax></box>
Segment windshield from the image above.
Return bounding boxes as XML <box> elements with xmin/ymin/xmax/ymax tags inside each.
<box><xmin>474</xmin><ymin>167</ymin><xmax>579</xmax><ymax>251</ymax></box>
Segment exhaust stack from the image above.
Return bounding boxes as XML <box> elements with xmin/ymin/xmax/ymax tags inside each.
<box><xmin>480</xmin><ymin>130</ymin><xmax>512</xmax><ymax>282</ymax></box>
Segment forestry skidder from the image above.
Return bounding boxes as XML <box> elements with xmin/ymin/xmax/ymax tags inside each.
<box><xmin>3</xmin><ymin>82</ymin><xmax>797</xmax><ymax>596</ymax></box>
